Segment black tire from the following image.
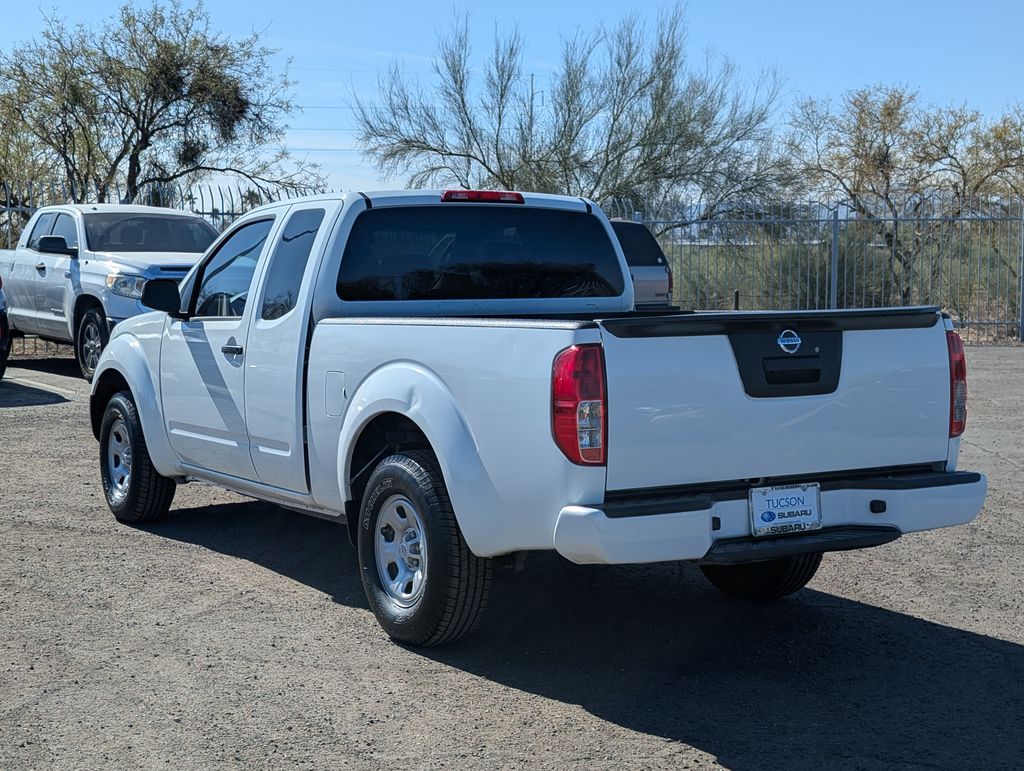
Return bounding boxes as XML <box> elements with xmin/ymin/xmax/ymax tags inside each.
<box><xmin>76</xmin><ymin>307</ymin><xmax>108</xmax><ymax>382</ymax></box>
<box><xmin>0</xmin><ymin>312</ymin><xmax>9</xmax><ymax>381</ymax></box>
<box><xmin>357</xmin><ymin>450</ymin><xmax>492</xmax><ymax>646</ymax></box>
<box><xmin>700</xmin><ymin>553</ymin><xmax>823</xmax><ymax>601</ymax></box>
<box><xmin>99</xmin><ymin>391</ymin><xmax>175</xmax><ymax>524</ymax></box>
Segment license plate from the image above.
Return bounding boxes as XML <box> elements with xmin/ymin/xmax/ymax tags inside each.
<box><xmin>749</xmin><ymin>482</ymin><xmax>822</xmax><ymax>537</ymax></box>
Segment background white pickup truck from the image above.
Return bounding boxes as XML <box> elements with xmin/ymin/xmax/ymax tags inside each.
<box><xmin>0</xmin><ymin>204</ymin><xmax>218</xmax><ymax>379</ymax></box>
<box><xmin>89</xmin><ymin>189</ymin><xmax>987</xmax><ymax>646</ymax></box>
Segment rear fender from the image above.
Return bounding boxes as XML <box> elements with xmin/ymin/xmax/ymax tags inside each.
<box><xmin>338</xmin><ymin>361</ymin><xmax>500</xmax><ymax>555</ymax></box>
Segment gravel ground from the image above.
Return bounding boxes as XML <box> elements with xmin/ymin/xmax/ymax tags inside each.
<box><xmin>0</xmin><ymin>349</ymin><xmax>1021</xmax><ymax>770</ymax></box>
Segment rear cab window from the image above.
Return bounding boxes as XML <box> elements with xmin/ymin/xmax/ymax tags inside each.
<box><xmin>336</xmin><ymin>205</ymin><xmax>625</xmax><ymax>302</ymax></box>
<box><xmin>610</xmin><ymin>221</ymin><xmax>666</xmax><ymax>267</ymax></box>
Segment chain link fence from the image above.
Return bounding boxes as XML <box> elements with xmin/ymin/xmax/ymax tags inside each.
<box><xmin>606</xmin><ymin>198</ymin><xmax>1024</xmax><ymax>344</ymax></box>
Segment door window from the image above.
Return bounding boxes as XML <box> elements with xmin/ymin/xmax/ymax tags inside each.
<box><xmin>50</xmin><ymin>214</ymin><xmax>79</xmax><ymax>249</ymax></box>
<box><xmin>260</xmin><ymin>208</ymin><xmax>326</xmax><ymax>320</ymax></box>
<box><xmin>26</xmin><ymin>213</ymin><xmax>57</xmax><ymax>249</ymax></box>
<box><xmin>192</xmin><ymin>219</ymin><xmax>274</xmax><ymax>318</ymax></box>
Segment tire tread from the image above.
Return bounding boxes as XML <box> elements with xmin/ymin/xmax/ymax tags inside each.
<box><xmin>102</xmin><ymin>391</ymin><xmax>175</xmax><ymax>523</ymax></box>
<box><xmin>364</xmin><ymin>450</ymin><xmax>491</xmax><ymax>646</ymax></box>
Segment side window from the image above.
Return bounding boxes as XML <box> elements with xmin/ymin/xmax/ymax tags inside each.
<box><xmin>192</xmin><ymin>219</ymin><xmax>274</xmax><ymax>318</ymax></box>
<box><xmin>260</xmin><ymin>208</ymin><xmax>326</xmax><ymax>320</ymax></box>
<box><xmin>26</xmin><ymin>213</ymin><xmax>57</xmax><ymax>249</ymax></box>
<box><xmin>50</xmin><ymin>214</ymin><xmax>79</xmax><ymax>249</ymax></box>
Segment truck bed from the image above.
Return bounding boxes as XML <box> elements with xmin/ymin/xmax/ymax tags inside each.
<box><xmin>307</xmin><ymin>304</ymin><xmax>956</xmax><ymax>558</ymax></box>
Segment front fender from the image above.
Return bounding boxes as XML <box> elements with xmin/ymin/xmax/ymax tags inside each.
<box><xmin>90</xmin><ymin>331</ymin><xmax>178</xmax><ymax>477</ymax></box>
<box><xmin>338</xmin><ymin>361</ymin><xmax>501</xmax><ymax>555</ymax></box>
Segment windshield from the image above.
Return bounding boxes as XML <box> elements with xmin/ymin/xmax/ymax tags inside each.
<box><xmin>337</xmin><ymin>205</ymin><xmax>625</xmax><ymax>301</ymax></box>
<box><xmin>84</xmin><ymin>213</ymin><xmax>218</xmax><ymax>253</ymax></box>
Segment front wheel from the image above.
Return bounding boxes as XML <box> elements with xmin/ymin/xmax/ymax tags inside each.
<box><xmin>357</xmin><ymin>451</ymin><xmax>492</xmax><ymax>646</ymax></box>
<box><xmin>700</xmin><ymin>553</ymin><xmax>823</xmax><ymax>601</ymax></box>
<box><xmin>76</xmin><ymin>307</ymin><xmax>109</xmax><ymax>382</ymax></box>
<box><xmin>0</xmin><ymin>312</ymin><xmax>9</xmax><ymax>381</ymax></box>
<box><xmin>100</xmin><ymin>391</ymin><xmax>175</xmax><ymax>523</ymax></box>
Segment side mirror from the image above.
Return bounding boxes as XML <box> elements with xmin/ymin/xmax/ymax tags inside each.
<box><xmin>141</xmin><ymin>278</ymin><xmax>186</xmax><ymax>318</ymax></box>
<box><xmin>38</xmin><ymin>235</ymin><xmax>78</xmax><ymax>258</ymax></box>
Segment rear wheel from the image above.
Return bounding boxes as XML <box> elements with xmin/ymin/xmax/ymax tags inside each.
<box><xmin>99</xmin><ymin>391</ymin><xmax>175</xmax><ymax>523</ymax></box>
<box><xmin>76</xmin><ymin>307</ymin><xmax>108</xmax><ymax>382</ymax></box>
<box><xmin>357</xmin><ymin>450</ymin><xmax>491</xmax><ymax>646</ymax></box>
<box><xmin>700</xmin><ymin>553</ymin><xmax>822</xmax><ymax>601</ymax></box>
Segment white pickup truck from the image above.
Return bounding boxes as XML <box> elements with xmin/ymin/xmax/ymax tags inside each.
<box><xmin>89</xmin><ymin>189</ymin><xmax>987</xmax><ymax>646</ymax></box>
<box><xmin>0</xmin><ymin>204</ymin><xmax>218</xmax><ymax>379</ymax></box>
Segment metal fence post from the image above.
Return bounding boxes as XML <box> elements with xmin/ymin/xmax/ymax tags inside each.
<box><xmin>1019</xmin><ymin>202</ymin><xmax>1024</xmax><ymax>341</ymax></box>
<box><xmin>830</xmin><ymin>208</ymin><xmax>840</xmax><ymax>309</ymax></box>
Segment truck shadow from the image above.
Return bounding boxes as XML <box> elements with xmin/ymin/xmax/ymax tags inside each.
<box><xmin>147</xmin><ymin>499</ymin><xmax>365</xmax><ymax>609</ymax></box>
<box><xmin>5</xmin><ymin>356</ymin><xmax>81</xmax><ymax>379</ymax></box>
<box><xmin>150</xmin><ymin>500</ymin><xmax>1024</xmax><ymax>769</ymax></box>
<box><xmin>0</xmin><ymin>379</ymin><xmax>70</xmax><ymax>407</ymax></box>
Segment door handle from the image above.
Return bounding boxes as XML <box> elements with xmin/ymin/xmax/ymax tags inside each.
<box><xmin>221</xmin><ymin>344</ymin><xmax>244</xmax><ymax>356</ymax></box>
<box><xmin>35</xmin><ymin>262</ymin><xmax>46</xmax><ymax>271</ymax></box>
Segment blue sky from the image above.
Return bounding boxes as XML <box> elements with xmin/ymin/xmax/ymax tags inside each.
<box><xmin>2</xmin><ymin>0</ymin><xmax>1023</xmax><ymax>190</ymax></box>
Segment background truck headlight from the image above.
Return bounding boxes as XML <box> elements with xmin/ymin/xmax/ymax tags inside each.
<box><xmin>105</xmin><ymin>274</ymin><xmax>147</xmax><ymax>299</ymax></box>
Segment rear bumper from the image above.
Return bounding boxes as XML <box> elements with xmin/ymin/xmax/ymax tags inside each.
<box><xmin>553</xmin><ymin>470</ymin><xmax>987</xmax><ymax>565</ymax></box>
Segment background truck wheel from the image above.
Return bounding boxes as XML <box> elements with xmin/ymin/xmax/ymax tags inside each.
<box><xmin>99</xmin><ymin>391</ymin><xmax>175</xmax><ymax>524</ymax></box>
<box><xmin>0</xmin><ymin>313</ymin><xmax>9</xmax><ymax>381</ymax></box>
<box><xmin>76</xmin><ymin>307</ymin><xmax>108</xmax><ymax>382</ymax></box>
<box><xmin>700</xmin><ymin>553</ymin><xmax>823</xmax><ymax>601</ymax></box>
<box><xmin>357</xmin><ymin>450</ymin><xmax>492</xmax><ymax>647</ymax></box>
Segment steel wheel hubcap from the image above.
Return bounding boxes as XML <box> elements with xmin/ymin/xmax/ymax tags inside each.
<box><xmin>374</xmin><ymin>495</ymin><xmax>428</xmax><ymax>607</ymax></box>
<box><xmin>82</xmin><ymin>321</ymin><xmax>102</xmax><ymax>370</ymax></box>
<box><xmin>106</xmin><ymin>418</ymin><xmax>132</xmax><ymax>502</ymax></box>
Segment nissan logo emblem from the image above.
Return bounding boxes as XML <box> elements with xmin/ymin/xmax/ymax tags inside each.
<box><xmin>777</xmin><ymin>329</ymin><xmax>802</xmax><ymax>354</ymax></box>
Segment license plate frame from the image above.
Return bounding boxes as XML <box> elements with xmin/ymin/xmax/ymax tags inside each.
<box><xmin>749</xmin><ymin>482</ymin><xmax>822</xmax><ymax>537</ymax></box>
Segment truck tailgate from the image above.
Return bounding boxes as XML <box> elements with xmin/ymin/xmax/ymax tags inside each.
<box><xmin>598</xmin><ymin>307</ymin><xmax>951</xmax><ymax>491</ymax></box>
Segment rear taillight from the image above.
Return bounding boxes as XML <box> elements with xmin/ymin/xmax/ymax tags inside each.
<box><xmin>552</xmin><ymin>344</ymin><xmax>606</xmax><ymax>465</ymax></box>
<box><xmin>947</xmin><ymin>331</ymin><xmax>967</xmax><ymax>437</ymax></box>
<box><xmin>666</xmin><ymin>264</ymin><xmax>673</xmax><ymax>303</ymax></box>
<box><xmin>441</xmin><ymin>190</ymin><xmax>524</xmax><ymax>203</ymax></box>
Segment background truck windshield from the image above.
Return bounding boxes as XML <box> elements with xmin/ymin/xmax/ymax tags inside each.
<box><xmin>84</xmin><ymin>213</ymin><xmax>218</xmax><ymax>253</ymax></box>
<box><xmin>337</xmin><ymin>205</ymin><xmax>625</xmax><ymax>301</ymax></box>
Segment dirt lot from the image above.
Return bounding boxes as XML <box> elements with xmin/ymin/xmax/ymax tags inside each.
<box><xmin>0</xmin><ymin>348</ymin><xmax>1021</xmax><ymax>770</ymax></box>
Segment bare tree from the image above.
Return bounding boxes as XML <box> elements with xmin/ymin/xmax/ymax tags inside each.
<box><xmin>788</xmin><ymin>85</ymin><xmax>1024</xmax><ymax>303</ymax></box>
<box><xmin>355</xmin><ymin>8</ymin><xmax>789</xmax><ymax>223</ymax></box>
<box><xmin>0</xmin><ymin>0</ymin><xmax>323</xmax><ymax>204</ymax></box>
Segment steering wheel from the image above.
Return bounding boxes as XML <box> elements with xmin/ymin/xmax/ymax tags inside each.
<box><xmin>196</xmin><ymin>291</ymin><xmax>246</xmax><ymax>317</ymax></box>
<box><xmin>229</xmin><ymin>291</ymin><xmax>248</xmax><ymax>316</ymax></box>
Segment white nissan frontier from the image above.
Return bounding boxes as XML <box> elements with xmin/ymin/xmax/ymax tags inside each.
<box><xmin>89</xmin><ymin>190</ymin><xmax>987</xmax><ymax>646</ymax></box>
